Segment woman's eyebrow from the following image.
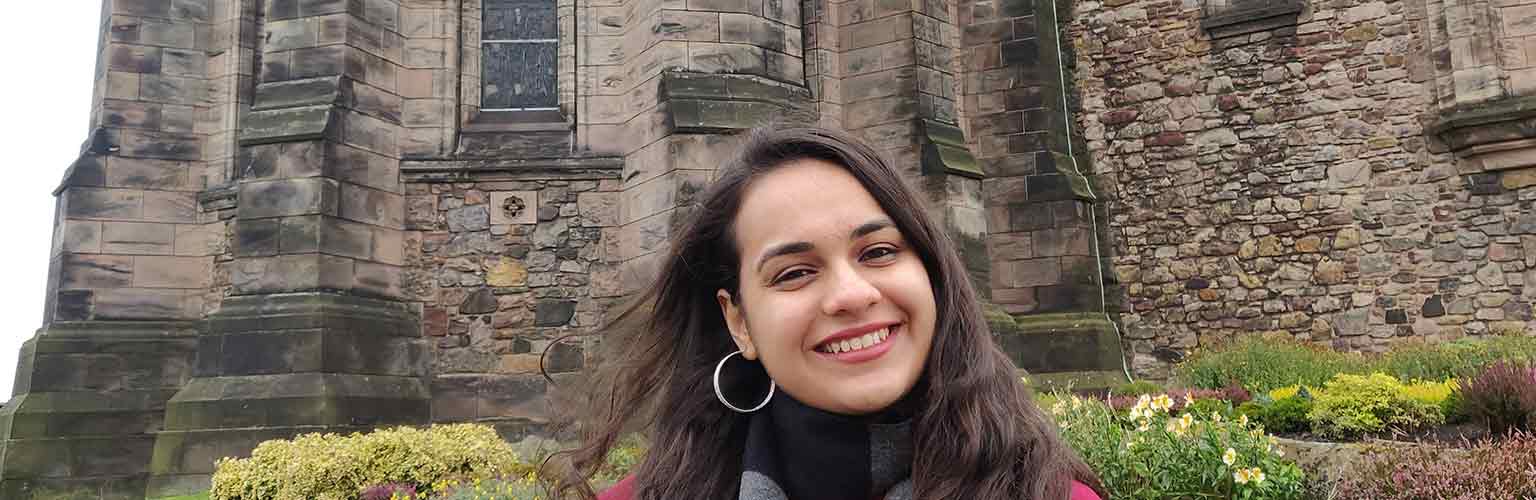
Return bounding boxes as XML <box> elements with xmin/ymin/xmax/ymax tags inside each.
<box><xmin>851</xmin><ymin>219</ymin><xmax>895</xmax><ymax>239</ymax></box>
<box><xmin>756</xmin><ymin>241</ymin><xmax>814</xmax><ymax>273</ymax></box>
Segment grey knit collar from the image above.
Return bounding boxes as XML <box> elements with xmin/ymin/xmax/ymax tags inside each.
<box><xmin>738</xmin><ymin>391</ymin><xmax>915</xmax><ymax>500</ymax></box>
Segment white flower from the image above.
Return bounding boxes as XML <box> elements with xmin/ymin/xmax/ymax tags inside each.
<box><xmin>1223</xmin><ymin>447</ymin><xmax>1237</xmax><ymax>466</ymax></box>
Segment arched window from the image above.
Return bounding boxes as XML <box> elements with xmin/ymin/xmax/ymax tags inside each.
<box><xmin>482</xmin><ymin>0</ymin><xmax>558</xmax><ymax>111</ymax></box>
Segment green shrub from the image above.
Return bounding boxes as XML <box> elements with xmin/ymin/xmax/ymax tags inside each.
<box><xmin>1442</xmin><ymin>388</ymin><xmax>1471</xmax><ymax>424</ymax></box>
<box><xmin>1399</xmin><ymin>378</ymin><xmax>1459</xmax><ymax>421</ymax></box>
<box><xmin>1184</xmin><ymin>398</ymin><xmax>1236</xmax><ymax>420</ymax></box>
<box><xmin>593</xmin><ymin>434</ymin><xmax>647</xmax><ymax>487</ymax></box>
<box><xmin>1307</xmin><ymin>374</ymin><xmax>1444</xmax><ymax>440</ymax></box>
<box><xmin>1112</xmin><ymin>380</ymin><xmax>1166</xmax><ymax>397</ymax></box>
<box><xmin>1051</xmin><ymin>393</ymin><xmax>1307</xmax><ymax>499</ymax></box>
<box><xmin>432</xmin><ymin>474</ymin><xmax>546</xmax><ymax>500</ymax></box>
<box><xmin>1240</xmin><ymin>396</ymin><xmax>1313</xmax><ymax>435</ymax></box>
<box><xmin>209</xmin><ymin>424</ymin><xmax>533</xmax><ymax>500</ymax></box>
<box><xmin>1175</xmin><ymin>336</ymin><xmax>1360</xmax><ymax>393</ymax></box>
<box><xmin>1376</xmin><ymin>337</ymin><xmax>1536</xmax><ymax>382</ymax></box>
<box><xmin>1176</xmin><ymin>336</ymin><xmax>1536</xmax><ymax>394</ymax></box>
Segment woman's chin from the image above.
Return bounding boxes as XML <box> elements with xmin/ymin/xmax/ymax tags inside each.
<box><xmin>817</xmin><ymin>379</ymin><xmax>918</xmax><ymax>416</ymax></box>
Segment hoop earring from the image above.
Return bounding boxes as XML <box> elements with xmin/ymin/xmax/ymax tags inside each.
<box><xmin>713</xmin><ymin>350</ymin><xmax>775</xmax><ymax>413</ymax></box>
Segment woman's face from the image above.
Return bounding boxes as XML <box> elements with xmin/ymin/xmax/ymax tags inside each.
<box><xmin>717</xmin><ymin>158</ymin><xmax>937</xmax><ymax>415</ymax></box>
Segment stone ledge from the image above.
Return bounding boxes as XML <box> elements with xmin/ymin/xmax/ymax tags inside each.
<box><xmin>401</xmin><ymin>156</ymin><xmax>623</xmax><ymax>183</ymax></box>
<box><xmin>239</xmin><ymin>105</ymin><xmax>336</xmax><ymax>146</ymax></box>
<box><xmin>37</xmin><ymin>321</ymin><xmax>199</xmax><ymax>338</ymax></box>
<box><xmin>1426</xmin><ymin>95</ymin><xmax>1536</xmax><ymax>164</ymax></box>
<box><xmin>1273</xmin><ymin>436</ymin><xmax>1466</xmax><ymax>484</ymax></box>
<box><xmin>251</xmin><ymin>76</ymin><xmax>344</xmax><ymax>112</ymax></box>
<box><xmin>1201</xmin><ymin>0</ymin><xmax>1305</xmax><ymax>40</ymax></box>
<box><xmin>51</xmin><ymin>129</ymin><xmax>118</xmax><ymax>196</ymax></box>
<box><xmin>920</xmin><ymin>119</ymin><xmax>983</xmax><ymax>179</ymax></box>
<box><xmin>657</xmin><ymin>71</ymin><xmax>813</xmax><ymax>133</ymax></box>
<box><xmin>992</xmin><ymin>312</ymin><xmax>1125</xmax><ymax>374</ymax></box>
<box><xmin>197</xmin><ymin>183</ymin><xmax>237</xmax><ymax>213</ymax></box>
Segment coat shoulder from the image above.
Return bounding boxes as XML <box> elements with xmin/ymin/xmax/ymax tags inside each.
<box><xmin>1070</xmin><ymin>480</ymin><xmax>1103</xmax><ymax>500</ymax></box>
<box><xmin>596</xmin><ymin>475</ymin><xmax>637</xmax><ymax>500</ymax></box>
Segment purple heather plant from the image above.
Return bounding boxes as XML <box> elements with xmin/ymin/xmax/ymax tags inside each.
<box><xmin>1333</xmin><ymin>432</ymin><xmax>1536</xmax><ymax>500</ymax></box>
<box><xmin>1458</xmin><ymin>360</ymin><xmax>1536</xmax><ymax>436</ymax></box>
<box><xmin>360</xmin><ymin>482</ymin><xmax>419</xmax><ymax>500</ymax></box>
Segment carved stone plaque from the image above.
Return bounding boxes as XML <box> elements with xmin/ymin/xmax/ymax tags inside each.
<box><xmin>489</xmin><ymin>191</ymin><xmax>537</xmax><ymax>225</ymax></box>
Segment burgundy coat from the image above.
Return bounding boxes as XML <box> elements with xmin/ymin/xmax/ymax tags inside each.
<box><xmin>596</xmin><ymin>475</ymin><xmax>1104</xmax><ymax>500</ymax></box>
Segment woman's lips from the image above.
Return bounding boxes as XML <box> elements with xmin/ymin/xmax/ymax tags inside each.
<box><xmin>815</xmin><ymin>324</ymin><xmax>899</xmax><ymax>363</ymax></box>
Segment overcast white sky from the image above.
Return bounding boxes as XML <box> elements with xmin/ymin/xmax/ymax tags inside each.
<box><xmin>0</xmin><ymin>4</ymin><xmax>100</xmax><ymax>396</ymax></box>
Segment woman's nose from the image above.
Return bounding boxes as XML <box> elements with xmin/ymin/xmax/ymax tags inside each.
<box><xmin>821</xmin><ymin>264</ymin><xmax>881</xmax><ymax>316</ymax></box>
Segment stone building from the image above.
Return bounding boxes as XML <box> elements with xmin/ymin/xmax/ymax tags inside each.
<box><xmin>0</xmin><ymin>0</ymin><xmax>1532</xmax><ymax>496</ymax></box>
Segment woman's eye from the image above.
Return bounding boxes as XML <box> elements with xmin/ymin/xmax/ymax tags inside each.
<box><xmin>861</xmin><ymin>246</ymin><xmax>899</xmax><ymax>261</ymax></box>
<box><xmin>773</xmin><ymin>269</ymin><xmax>812</xmax><ymax>285</ymax></box>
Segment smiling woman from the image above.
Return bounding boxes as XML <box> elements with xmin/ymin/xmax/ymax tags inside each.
<box><xmin>549</xmin><ymin>127</ymin><xmax>1105</xmax><ymax>500</ymax></box>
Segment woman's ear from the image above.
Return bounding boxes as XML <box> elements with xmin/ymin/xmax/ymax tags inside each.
<box><xmin>717</xmin><ymin>289</ymin><xmax>758</xmax><ymax>360</ymax></box>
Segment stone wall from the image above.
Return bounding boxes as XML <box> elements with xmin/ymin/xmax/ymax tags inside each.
<box><xmin>962</xmin><ymin>0</ymin><xmax>1104</xmax><ymax>314</ymax></box>
<box><xmin>1070</xmin><ymin>0</ymin><xmax>1536</xmax><ymax>378</ymax></box>
<box><xmin>402</xmin><ymin>175</ymin><xmax>623</xmax><ymax>423</ymax></box>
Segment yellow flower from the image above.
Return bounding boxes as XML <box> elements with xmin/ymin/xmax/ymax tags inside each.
<box><xmin>1153</xmin><ymin>394</ymin><xmax>1174</xmax><ymax>412</ymax></box>
<box><xmin>1184</xmin><ymin>393</ymin><xmax>1196</xmax><ymax>408</ymax></box>
<box><xmin>1136</xmin><ymin>419</ymin><xmax>1151</xmax><ymax>432</ymax></box>
<box><xmin>1249</xmin><ymin>467</ymin><xmax>1266</xmax><ymax>484</ymax></box>
<box><xmin>1179</xmin><ymin>413</ymin><xmax>1194</xmax><ymax>430</ymax></box>
<box><xmin>1223</xmin><ymin>447</ymin><xmax>1237</xmax><ymax>466</ymax></box>
<box><xmin>1234</xmin><ymin>469</ymin><xmax>1251</xmax><ymax>484</ymax></box>
<box><xmin>1238</xmin><ymin>414</ymin><xmax>1250</xmax><ymax>427</ymax></box>
<box><xmin>1135</xmin><ymin>395</ymin><xmax>1152</xmax><ymax>411</ymax></box>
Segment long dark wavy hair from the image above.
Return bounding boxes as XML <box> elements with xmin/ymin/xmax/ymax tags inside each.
<box><xmin>549</xmin><ymin>126</ymin><xmax>1104</xmax><ymax>499</ymax></box>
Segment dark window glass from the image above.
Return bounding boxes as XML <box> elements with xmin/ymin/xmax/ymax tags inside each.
<box><xmin>482</xmin><ymin>0</ymin><xmax>558</xmax><ymax>110</ymax></box>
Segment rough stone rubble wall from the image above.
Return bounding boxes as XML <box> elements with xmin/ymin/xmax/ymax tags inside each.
<box><xmin>403</xmin><ymin>177</ymin><xmax>623</xmax><ymax>421</ymax></box>
<box><xmin>1071</xmin><ymin>0</ymin><xmax>1536</xmax><ymax>377</ymax></box>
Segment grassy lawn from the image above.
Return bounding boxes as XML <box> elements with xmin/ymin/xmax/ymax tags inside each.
<box><xmin>150</xmin><ymin>493</ymin><xmax>209</xmax><ymax>500</ymax></box>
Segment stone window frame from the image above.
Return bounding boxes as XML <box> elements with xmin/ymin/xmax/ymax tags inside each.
<box><xmin>460</xmin><ymin>0</ymin><xmax>576</xmax><ymax>131</ymax></box>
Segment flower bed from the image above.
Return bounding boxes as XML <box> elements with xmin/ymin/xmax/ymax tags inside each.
<box><xmin>1046</xmin><ymin>392</ymin><xmax>1308</xmax><ymax>499</ymax></box>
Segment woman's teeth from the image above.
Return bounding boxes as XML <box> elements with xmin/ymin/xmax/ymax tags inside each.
<box><xmin>819</xmin><ymin>327</ymin><xmax>892</xmax><ymax>354</ymax></box>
